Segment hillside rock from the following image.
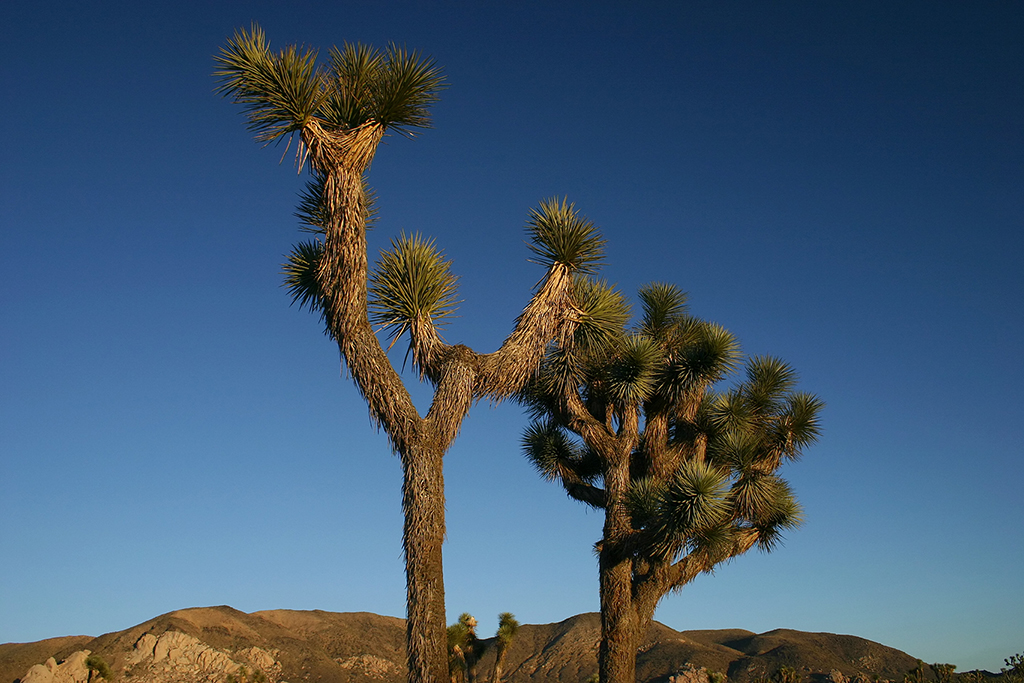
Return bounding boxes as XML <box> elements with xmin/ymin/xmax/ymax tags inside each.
<box><xmin>122</xmin><ymin>629</ymin><xmax>281</xmax><ymax>682</ymax></box>
<box><xmin>21</xmin><ymin>651</ymin><xmax>91</xmax><ymax>683</ymax></box>
<box><xmin>3</xmin><ymin>608</ymin><xmax>937</xmax><ymax>683</ymax></box>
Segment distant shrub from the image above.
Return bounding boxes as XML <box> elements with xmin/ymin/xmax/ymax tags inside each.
<box><xmin>85</xmin><ymin>655</ymin><xmax>112</xmax><ymax>681</ymax></box>
<box><xmin>227</xmin><ymin>666</ymin><xmax>266</xmax><ymax>683</ymax></box>
<box><xmin>777</xmin><ymin>666</ymin><xmax>800</xmax><ymax>683</ymax></box>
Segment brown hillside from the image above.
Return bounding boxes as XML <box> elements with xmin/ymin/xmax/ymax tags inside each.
<box><xmin>1</xmin><ymin>608</ymin><xmax>943</xmax><ymax>683</ymax></box>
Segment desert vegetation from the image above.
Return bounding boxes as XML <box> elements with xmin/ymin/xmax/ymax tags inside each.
<box><xmin>85</xmin><ymin>654</ymin><xmax>111</xmax><ymax>681</ymax></box>
<box><xmin>215</xmin><ymin>24</ymin><xmax>824</xmax><ymax>683</ymax></box>
<box><xmin>212</xmin><ymin>24</ymin><xmax>1014</xmax><ymax>683</ymax></box>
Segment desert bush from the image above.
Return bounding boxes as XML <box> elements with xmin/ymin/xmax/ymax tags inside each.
<box><xmin>777</xmin><ymin>666</ymin><xmax>800</xmax><ymax>683</ymax></box>
<box><xmin>227</xmin><ymin>666</ymin><xmax>266</xmax><ymax>683</ymax></box>
<box><xmin>85</xmin><ymin>655</ymin><xmax>112</xmax><ymax>681</ymax></box>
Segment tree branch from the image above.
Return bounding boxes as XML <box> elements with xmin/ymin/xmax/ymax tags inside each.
<box><xmin>475</xmin><ymin>264</ymin><xmax>576</xmax><ymax>400</ymax></box>
<box><xmin>423</xmin><ymin>345</ymin><xmax>476</xmax><ymax>449</ymax></box>
<box><xmin>565</xmin><ymin>482</ymin><xmax>608</xmax><ymax>509</ymax></box>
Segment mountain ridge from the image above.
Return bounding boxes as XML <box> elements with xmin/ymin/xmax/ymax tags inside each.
<box><xmin>0</xmin><ymin>608</ymin><xmax>957</xmax><ymax>683</ymax></box>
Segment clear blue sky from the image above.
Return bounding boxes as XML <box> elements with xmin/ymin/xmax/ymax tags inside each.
<box><xmin>2</xmin><ymin>0</ymin><xmax>1021</xmax><ymax>673</ymax></box>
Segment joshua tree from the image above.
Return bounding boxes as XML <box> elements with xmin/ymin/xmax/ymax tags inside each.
<box><xmin>520</xmin><ymin>282</ymin><xmax>823</xmax><ymax>683</ymax></box>
<box><xmin>448</xmin><ymin>613</ymin><xmax>485</xmax><ymax>683</ymax></box>
<box><xmin>933</xmin><ymin>664</ymin><xmax>956</xmax><ymax>683</ymax></box>
<box><xmin>216</xmin><ymin>27</ymin><xmax>602</xmax><ymax>683</ymax></box>
<box><xmin>1004</xmin><ymin>653</ymin><xmax>1024</xmax><ymax>683</ymax></box>
<box><xmin>492</xmin><ymin>612</ymin><xmax>520</xmax><ymax>683</ymax></box>
<box><xmin>905</xmin><ymin>662</ymin><xmax>926</xmax><ymax>683</ymax></box>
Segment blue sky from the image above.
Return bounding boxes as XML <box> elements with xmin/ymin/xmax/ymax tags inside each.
<box><xmin>2</xmin><ymin>0</ymin><xmax>1021</xmax><ymax>673</ymax></box>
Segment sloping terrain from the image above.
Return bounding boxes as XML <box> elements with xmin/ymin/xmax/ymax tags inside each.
<box><xmin>1</xmin><ymin>608</ymin><xmax>935</xmax><ymax>683</ymax></box>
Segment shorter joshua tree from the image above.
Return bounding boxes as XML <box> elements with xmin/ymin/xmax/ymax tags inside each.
<box><xmin>492</xmin><ymin>612</ymin><xmax>520</xmax><ymax>683</ymax></box>
<box><xmin>520</xmin><ymin>281</ymin><xmax>823</xmax><ymax>683</ymax></box>
<box><xmin>448</xmin><ymin>613</ymin><xmax>486</xmax><ymax>683</ymax></box>
<box><xmin>447</xmin><ymin>611</ymin><xmax>522</xmax><ymax>683</ymax></box>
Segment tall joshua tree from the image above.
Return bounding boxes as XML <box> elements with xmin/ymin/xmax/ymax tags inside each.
<box><xmin>520</xmin><ymin>282</ymin><xmax>823</xmax><ymax>683</ymax></box>
<box><xmin>216</xmin><ymin>26</ymin><xmax>604</xmax><ymax>683</ymax></box>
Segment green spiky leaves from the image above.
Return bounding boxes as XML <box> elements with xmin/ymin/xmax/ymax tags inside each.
<box><xmin>323</xmin><ymin>42</ymin><xmax>445</xmax><ymax>135</ymax></box>
<box><xmin>638</xmin><ymin>283</ymin><xmax>689</xmax><ymax>342</ymax></box>
<box><xmin>570</xmin><ymin>277</ymin><xmax>630</xmax><ymax>354</ymax></box>
<box><xmin>743</xmin><ymin>356</ymin><xmax>799</xmax><ymax>413</ymax></box>
<box><xmin>655</xmin><ymin>321</ymin><xmax>741</xmax><ymax>404</ymax></box>
<box><xmin>780</xmin><ymin>392</ymin><xmax>825</xmax><ymax>453</ymax></box>
<box><xmin>496</xmin><ymin>612</ymin><xmax>520</xmax><ymax>646</ymax></box>
<box><xmin>283</xmin><ymin>240</ymin><xmax>325</xmax><ymax>315</ymax></box>
<box><xmin>636</xmin><ymin>459</ymin><xmax>733</xmax><ymax>561</ymax></box>
<box><xmin>605</xmin><ymin>335</ymin><xmax>661</xmax><ymax>406</ymax></box>
<box><xmin>662</xmin><ymin>460</ymin><xmax>731</xmax><ymax>534</ymax></box>
<box><xmin>626</xmin><ymin>476</ymin><xmax>666</xmax><ymax>528</ymax></box>
<box><xmin>521</xmin><ymin>421</ymin><xmax>601</xmax><ymax>483</ymax></box>
<box><xmin>522</xmin><ymin>421</ymin><xmax>580</xmax><ymax>481</ymax></box>
<box><xmin>369</xmin><ymin>233</ymin><xmax>459</xmax><ymax>347</ymax></box>
<box><xmin>216</xmin><ymin>25</ymin><xmax>445</xmax><ymax>149</ymax></box>
<box><xmin>526</xmin><ymin>198</ymin><xmax>606</xmax><ymax>274</ymax></box>
<box><xmin>521</xmin><ymin>421</ymin><xmax>604</xmax><ymax>508</ymax></box>
<box><xmin>215</xmin><ymin>25</ymin><xmax>325</xmax><ymax>144</ymax></box>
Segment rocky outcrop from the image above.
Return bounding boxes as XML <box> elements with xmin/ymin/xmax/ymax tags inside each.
<box><xmin>20</xmin><ymin>651</ymin><xmax>91</xmax><ymax>683</ymax></box>
<box><xmin>122</xmin><ymin>630</ymin><xmax>281</xmax><ymax>682</ymax></box>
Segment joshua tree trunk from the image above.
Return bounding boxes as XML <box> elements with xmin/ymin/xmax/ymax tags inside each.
<box><xmin>316</xmin><ymin>164</ymin><xmax>455</xmax><ymax>683</ymax></box>
<box><xmin>599</xmin><ymin>555</ymin><xmax>639</xmax><ymax>683</ymax></box>
<box><xmin>402</xmin><ymin>440</ymin><xmax>449</xmax><ymax>683</ymax></box>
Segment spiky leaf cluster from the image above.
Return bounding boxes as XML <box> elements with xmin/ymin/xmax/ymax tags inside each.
<box><xmin>215</xmin><ymin>24</ymin><xmax>444</xmax><ymax>152</ymax></box>
<box><xmin>496</xmin><ymin>612</ymin><xmax>520</xmax><ymax>646</ymax></box>
<box><xmin>527</xmin><ymin>198</ymin><xmax>607</xmax><ymax>274</ymax></box>
<box><xmin>522</xmin><ymin>421</ymin><xmax>602</xmax><ymax>503</ymax></box>
<box><xmin>369</xmin><ymin>233</ymin><xmax>460</xmax><ymax>349</ymax></box>
<box><xmin>282</xmin><ymin>240</ymin><xmax>326</xmax><ymax>316</ymax></box>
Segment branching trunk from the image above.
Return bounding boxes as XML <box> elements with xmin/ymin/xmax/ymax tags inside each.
<box><xmin>314</xmin><ymin>160</ymin><xmax>451</xmax><ymax>683</ymax></box>
<box><xmin>598</xmin><ymin>415</ymin><xmax>641</xmax><ymax>683</ymax></box>
<box><xmin>302</xmin><ymin>122</ymin><xmax>582</xmax><ymax>683</ymax></box>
